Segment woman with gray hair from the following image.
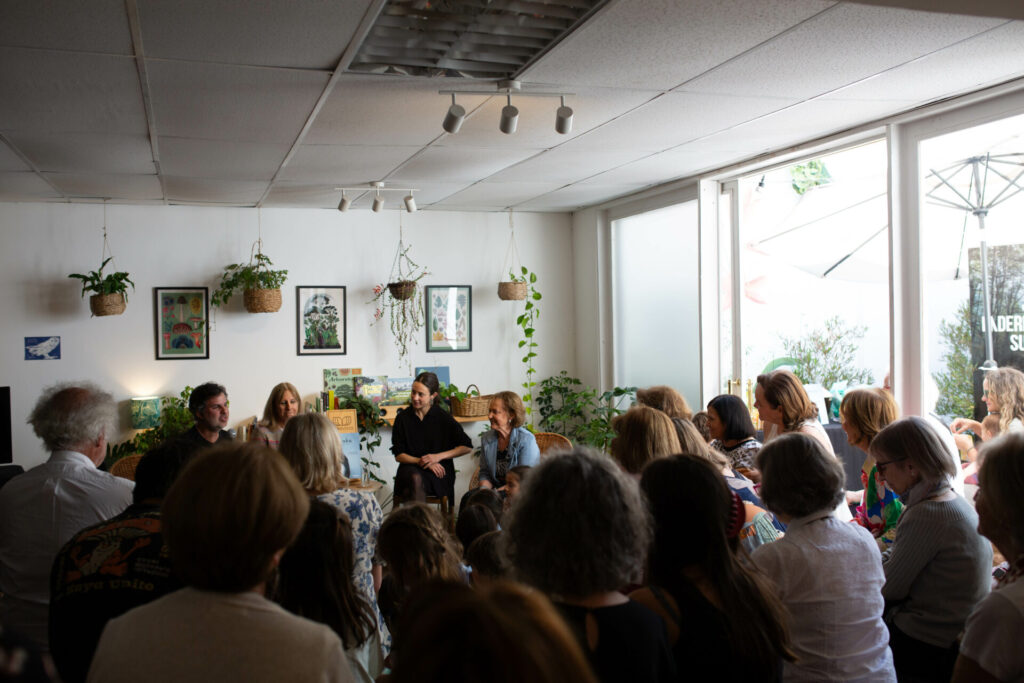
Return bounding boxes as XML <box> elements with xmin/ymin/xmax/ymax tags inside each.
<box><xmin>504</xmin><ymin>448</ymin><xmax>675</xmax><ymax>682</ymax></box>
<box><xmin>870</xmin><ymin>416</ymin><xmax>991</xmax><ymax>682</ymax></box>
<box><xmin>752</xmin><ymin>433</ymin><xmax>896</xmax><ymax>682</ymax></box>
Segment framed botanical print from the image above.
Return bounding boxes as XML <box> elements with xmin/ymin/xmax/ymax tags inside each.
<box><xmin>297</xmin><ymin>286</ymin><xmax>346</xmax><ymax>356</ymax></box>
<box><xmin>425</xmin><ymin>285</ymin><xmax>472</xmax><ymax>352</ymax></box>
<box><xmin>155</xmin><ymin>287</ymin><xmax>209</xmax><ymax>360</ymax></box>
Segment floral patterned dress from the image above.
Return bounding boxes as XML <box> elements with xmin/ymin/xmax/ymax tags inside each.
<box><xmin>855</xmin><ymin>459</ymin><xmax>903</xmax><ymax>548</ymax></box>
<box><xmin>317</xmin><ymin>488</ymin><xmax>391</xmax><ymax>653</ymax></box>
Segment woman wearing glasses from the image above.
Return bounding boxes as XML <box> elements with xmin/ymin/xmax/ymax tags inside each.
<box><xmin>870</xmin><ymin>417</ymin><xmax>992</xmax><ymax>682</ymax></box>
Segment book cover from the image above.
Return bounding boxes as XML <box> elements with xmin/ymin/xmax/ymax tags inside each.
<box><xmin>384</xmin><ymin>376</ymin><xmax>414</xmax><ymax>405</ymax></box>
<box><xmin>355</xmin><ymin>375</ymin><xmax>388</xmax><ymax>405</ymax></box>
<box><xmin>414</xmin><ymin>366</ymin><xmax>450</xmax><ymax>388</ymax></box>
<box><xmin>324</xmin><ymin>368</ymin><xmax>362</xmax><ymax>400</ymax></box>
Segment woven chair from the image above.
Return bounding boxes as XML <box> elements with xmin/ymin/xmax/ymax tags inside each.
<box><xmin>533</xmin><ymin>432</ymin><xmax>572</xmax><ymax>457</ymax></box>
<box><xmin>110</xmin><ymin>454</ymin><xmax>143</xmax><ymax>481</ymax></box>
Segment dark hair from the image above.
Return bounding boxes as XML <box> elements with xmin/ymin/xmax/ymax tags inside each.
<box><xmin>641</xmin><ymin>455</ymin><xmax>793</xmax><ymax>673</ymax></box>
<box><xmin>465</xmin><ymin>531</ymin><xmax>508</xmax><ymax>580</ymax></box>
<box><xmin>377</xmin><ymin>503</ymin><xmax>463</xmax><ymax>610</ymax></box>
<box><xmin>188</xmin><ymin>382</ymin><xmax>227</xmax><ymax>416</ymax></box>
<box><xmin>391</xmin><ymin>580</ymin><xmax>598</xmax><ymax>683</ymax></box>
<box><xmin>462</xmin><ymin>487</ymin><xmax>503</xmax><ymax>521</ymax></box>
<box><xmin>507</xmin><ymin>465</ymin><xmax>531</xmax><ymax>481</ymax></box>
<box><xmin>690</xmin><ymin>412</ymin><xmax>711</xmax><ymax>442</ymax></box>
<box><xmin>456</xmin><ymin>505</ymin><xmax>498</xmax><ymax>555</ymax></box>
<box><xmin>757</xmin><ymin>432</ymin><xmax>845</xmax><ymax>518</ymax></box>
<box><xmin>756</xmin><ymin>371</ymin><xmax>817</xmax><ymax>432</ymax></box>
<box><xmin>707</xmin><ymin>394</ymin><xmax>756</xmax><ymax>441</ymax></box>
<box><xmin>132</xmin><ymin>439</ymin><xmax>201</xmax><ymax>504</ymax></box>
<box><xmin>274</xmin><ymin>500</ymin><xmax>376</xmax><ymax>649</ymax></box>
<box><xmin>413</xmin><ymin>372</ymin><xmax>440</xmax><ymax>402</ymax></box>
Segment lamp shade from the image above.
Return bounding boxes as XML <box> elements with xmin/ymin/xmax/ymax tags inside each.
<box><xmin>130</xmin><ymin>396</ymin><xmax>161</xmax><ymax>429</ymax></box>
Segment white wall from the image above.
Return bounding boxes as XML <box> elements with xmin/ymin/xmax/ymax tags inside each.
<box><xmin>0</xmin><ymin>202</ymin><xmax>576</xmax><ymax>492</ymax></box>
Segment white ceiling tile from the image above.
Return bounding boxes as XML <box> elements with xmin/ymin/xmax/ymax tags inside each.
<box><xmin>487</xmin><ymin>147</ymin><xmax>652</xmax><ymax>184</ymax></box>
<box><xmin>576</xmin><ymin>149</ymin><xmax>711</xmax><ymax>185</ymax></box>
<box><xmin>148</xmin><ymin>61</ymin><xmax>329</xmax><ymax>143</ymax></box>
<box><xmin>5</xmin><ymin>132</ymin><xmax>154</xmax><ymax>174</ymax></box>
<box><xmin>438</xmin><ymin>181</ymin><xmax>569</xmax><ymax>210</ymax></box>
<box><xmin>0</xmin><ymin>171</ymin><xmax>61</xmax><ymax>198</ymax></box>
<box><xmin>164</xmin><ymin>177</ymin><xmax>266</xmax><ymax>205</ymax></box>
<box><xmin>515</xmin><ymin>183</ymin><xmax>648</xmax><ymax>211</ymax></box>
<box><xmin>522</xmin><ymin>0</ymin><xmax>836</xmax><ymax>89</ymax></box>
<box><xmin>388</xmin><ymin>147</ymin><xmax>541</xmax><ymax>184</ymax></box>
<box><xmin>0</xmin><ymin>0</ymin><xmax>132</xmax><ymax>54</ymax></box>
<box><xmin>279</xmin><ymin>144</ymin><xmax>422</xmax><ymax>184</ymax></box>
<box><xmin>160</xmin><ymin>138</ymin><xmax>289</xmax><ymax>181</ymax></box>
<box><xmin>0</xmin><ymin>142</ymin><xmax>30</xmax><ymax>172</ymax></box>
<box><xmin>0</xmin><ymin>48</ymin><xmax>146</xmax><ymax>134</ymax></box>
<box><xmin>137</xmin><ymin>0</ymin><xmax>371</xmax><ymax>69</ymax></box>
<box><xmin>44</xmin><ymin>173</ymin><xmax>163</xmax><ymax>200</ymax></box>
<box><xmin>684</xmin><ymin>3</ymin><xmax>1006</xmax><ymax>99</ymax></box>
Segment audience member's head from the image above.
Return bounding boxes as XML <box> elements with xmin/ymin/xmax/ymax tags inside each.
<box><xmin>755</xmin><ymin>370</ymin><xmax>817</xmax><ymax>432</ymax></box>
<box><xmin>462</xmin><ymin>486</ymin><xmax>503</xmax><ymax>521</ymax></box>
<box><xmin>674</xmin><ymin>418</ymin><xmax>727</xmax><ymax>468</ymax></box>
<box><xmin>637</xmin><ymin>385</ymin><xmax>692</xmax><ymax>421</ymax></box>
<box><xmin>188</xmin><ymin>382</ymin><xmax>227</xmax><ymax>418</ymax></box>
<box><xmin>132</xmin><ymin>440</ymin><xmax>202</xmax><ymax>504</ymax></box>
<box><xmin>758</xmin><ymin>432</ymin><xmax>845</xmax><ymax>520</ymax></box>
<box><xmin>976</xmin><ymin>432</ymin><xmax>1024</xmax><ymax>560</ymax></box>
<box><xmin>839</xmin><ymin>387</ymin><xmax>898</xmax><ymax>450</ymax></box>
<box><xmin>610</xmin><ymin>406</ymin><xmax>682</xmax><ymax>475</ymax></box>
<box><xmin>505</xmin><ymin>448</ymin><xmax>650</xmax><ymax>599</ymax></box>
<box><xmin>505</xmin><ymin>465</ymin><xmax>531</xmax><ymax>501</ymax></box>
<box><xmin>982</xmin><ymin>413</ymin><xmax>1002</xmax><ymax>442</ymax></box>
<box><xmin>690</xmin><ymin>411</ymin><xmax>712</xmax><ymax>443</ymax></box>
<box><xmin>465</xmin><ymin>531</ymin><xmax>509</xmax><ymax>585</ymax></box>
<box><xmin>261</xmin><ymin>381</ymin><xmax>301</xmax><ymax>429</ymax></box>
<box><xmin>161</xmin><ymin>442</ymin><xmax>308</xmax><ymax>593</ymax></box>
<box><xmin>985</xmin><ymin>366</ymin><xmax>1024</xmax><ymax>432</ymax></box>
<box><xmin>489</xmin><ymin>391</ymin><xmax>526</xmax><ymax>430</ymax></box>
<box><xmin>377</xmin><ymin>503</ymin><xmax>463</xmax><ymax>607</ymax></box>
<box><xmin>390</xmin><ymin>580</ymin><xmax>598</xmax><ymax>683</ymax></box>
<box><xmin>28</xmin><ymin>382</ymin><xmax>116</xmax><ymax>461</ymax></box>
<box><xmin>279</xmin><ymin>412</ymin><xmax>347</xmax><ymax>494</ymax></box>
<box><xmin>456</xmin><ymin>505</ymin><xmax>498</xmax><ymax>556</ymax></box>
<box><xmin>869</xmin><ymin>416</ymin><xmax>957</xmax><ymax>495</ymax></box>
<box><xmin>706</xmin><ymin>394</ymin><xmax>757</xmax><ymax>442</ymax></box>
<box><xmin>274</xmin><ymin>500</ymin><xmax>376</xmax><ymax>650</ymax></box>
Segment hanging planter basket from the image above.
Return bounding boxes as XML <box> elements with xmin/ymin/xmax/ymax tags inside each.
<box><xmin>89</xmin><ymin>293</ymin><xmax>127</xmax><ymax>317</ymax></box>
<box><xmin>388</xmin><ymin>280</ymin><xmax>417</xmax><ymax>301</ymax></box>
<box><xmin>243</xmin><ymin>288</ymin><xmax>282</xmax><ymax>313</ymax></box>
<box><xmin>498</xmin><ymin>281</ymin><xmax>527</xmax><ymax>300</ymax></box>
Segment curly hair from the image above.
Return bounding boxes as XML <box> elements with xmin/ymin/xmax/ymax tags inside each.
<box><xmin>504</xmin><ymin>448</ymin><xmax>650</xmax><ymax>598</ymax></box>
<box><xmin>637</xmin><ymin>385</ymin><xmax>693</xmax><ymax>420</ymax></box>
<box><xmin>986</xmin><ymin>367</ymin><xmax>1024</xmax><ymax>433</ymax></box>
<box><xmin>260</xmin><ymin>382</ymin><xmax>300</xmax><ymax>429</ymax></box>
<box><xmin>28</xmin><ymin>382</ymin><xmax>117</xmax><ymax>452</ymax></box>
<box><xmin>756</xmin><ymin>370</ymin><xmax>817</xmax><ymax>433</ymax></box>
<box><xmin>758</xmin><ymin>432</ymin><xmax>845</xmax><ymax>519</ymax></box>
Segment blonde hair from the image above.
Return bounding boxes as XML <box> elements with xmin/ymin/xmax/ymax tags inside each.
<box><xmin>839</xmin><ymin>387</ymin><xmax>898</xmax><ymax>446</ymax></box>
<box><xmin>636</xmin><ymin>385</ymin><xmax>693</xmax><ymax>420</ymax></box>
<box><xmin>279</xmin><ymin>413</ymin><xmax>346</xmax><ymax>494</ymax></box>
<box><xmin>986</xmin><ymin>367</ymin><xmax>1024</xmax><ymax>433</ymax></box>
<box><xmin>610</xmin><ymin>406</ymin><xmax>682</xmax><ymax>475</ymax></box>
<box><xmin>490</xmin><ymin>392</ymin><xmax>526</xmax><ymax>429</ymax></box>
<box><xmin>982</xmin><ymin>413</ymin><xmax>1001</xmax><ymax>439</ymax></box>
<box><xmin>261</xmin><ymin>382</ymin><xmax>300</xmax><ymax>429</ymax></box>
<box><xmin>757</xmin><ymin>370</ymin><xmax>818</xmax><ymax>433</ymax></box>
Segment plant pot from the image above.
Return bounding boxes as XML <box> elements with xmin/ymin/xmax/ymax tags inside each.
<box><xmin>498</xmin><ymin>281</ymin><xmax>527</xmax><ymax>300</ymax></box>
<box><xmin>243</xmin><ymin>288</ymin><xmax>282</xmax><ymax>313</ymax></box>
<box><xmin>388</xmin><ymin>280</ymin><xmax>417</xmax><ymax>301</ymax></box>
<box><xmin>90</xmin><ymin>293</ymin><xmax>126</xmax><ymax>316</ymax></box>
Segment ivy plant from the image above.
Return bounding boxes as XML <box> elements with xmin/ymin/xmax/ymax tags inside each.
<box><xmin>513</xmin><ymin>266</ymin><xmax>541</xmax><ymax>424</ymax></box>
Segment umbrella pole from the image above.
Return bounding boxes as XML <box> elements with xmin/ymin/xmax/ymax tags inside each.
<box><xmin>972</xmin><ymin>157</ymin><xmax>995</xmax><ymax>364</ymax></box>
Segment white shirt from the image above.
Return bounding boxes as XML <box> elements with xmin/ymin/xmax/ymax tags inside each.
<box><xmin>960</xmin><ymin>578</ymin><xmax>1024</xmax><ymax>682</ymax></box>
<box><xmin>0</xmin><ymin>450</ymin><xmax>133</xmax><ymax>646</ymax></box>
<box><xmin>753</xmin><ymin>511</ymin><xmax>896</xmax><ymax>682</ymax></box>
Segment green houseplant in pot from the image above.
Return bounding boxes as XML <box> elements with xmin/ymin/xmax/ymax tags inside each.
<box><xmin>68</xmin><ymin>256</ymin><xmax>135</xmax><ymax>317</ymax></box>
<box><xmin>211</xmin><ymin>240</ymin><xmax>288</xmax><ymax>313</ymax></box>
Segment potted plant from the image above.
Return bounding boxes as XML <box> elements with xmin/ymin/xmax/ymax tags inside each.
<box><xmin>68</xmin><ymin>257</ymin><xmax>135</xmax><ymax>317</ymax></box>
<box><xmin>498</xmin><ymin>267</ymin><xmax>528</xmax><ymax>300</ymax></box>
<box><xmin>369</xmin><ymin>237</ymin><xmax>428</xmax><ymax>368</ymax></box>
<box><xmin>511</xmin><ymin>267</ymin><xmax>541</xmax><ymax>423</ymax></box>
<box><xmin>104</xmin><ymin>386</ymin><xmax>195</xmax><ymax>468</ymax></box>
<box><xmin>337</xmin><ymin>395</ymin><xmax>388</xmax><ymax>485</ymax></box>
<box><xmin>211</xmin><ymin>240</ymin><xmax>288</xmax><ymax>313</ymax></box>
<box><xmin>535</xmin><ymin>371</ymin><xmax>636</xmax><ymax>452</ymax></box>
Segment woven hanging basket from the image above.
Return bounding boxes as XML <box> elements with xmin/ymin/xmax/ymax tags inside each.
<box><xmin>388</xmin><ymin>280</ymin><xmax>417</xmax><ymax>301</ymax></box>
<box><xmin>497</xmin><ymin>281</ymin><xmax>527</xmax><ymax>300</ymax></box>
<box><xmin>90</xmin><ymin>293</ymin><xmax>126</xmax><ymax>317</ymax></box>
<box><xmin>244</xmin><ymin>288</ymin><xmax>282</xmax><ymax>313</ymax></box>
<box><xmin>450</xmin><ymin>384</ymin><xmax>493</xmax><ymax>417</ymax></box>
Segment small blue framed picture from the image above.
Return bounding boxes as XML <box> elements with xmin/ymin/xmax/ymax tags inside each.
<box><xmin>25</xmin><ymin>336</ymin><xmax>61</xmax><ymax>360</ymax></box>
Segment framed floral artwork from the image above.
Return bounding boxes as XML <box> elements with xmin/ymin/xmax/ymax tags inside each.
<box><xmin>425</xmin><ymin>285</ymin><xmax>472</xmax><ymax>352</ymax></box>
<box><xmin>297</xmin><ymin>286</ymin><xmax>346</xmax><ymax>356</ymax></box>
<box><xmin>155</xmin><ymin>287</ymin><xmax>209</xmax><ymax>360</ymax></box>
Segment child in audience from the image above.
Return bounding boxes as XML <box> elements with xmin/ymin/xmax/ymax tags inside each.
<box><xmin>691</xmin><ymin>411</ymin><xmax>713</xmax><ymax>443</ymax></box>
<box><xmin>503</xmin><ymin>465</ymin><xmax>530</xmax><ymax>506</ymax></box>
<box><xmin>962</xmin><ymin>414</ymin><xmax>1001</xmax><ymax>486</ymax></box>
<box><xmin>464</xmin><ymin>531</ymin><xmax>509</xmax><ymax>587</ymax></box>
<box><xmin>455</xmin><ymin>504</ymin><xmax>498</xmax><ymax>558</ymax></box>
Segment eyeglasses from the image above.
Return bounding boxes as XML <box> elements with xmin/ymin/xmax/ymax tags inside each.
<box><xmin>875</xmin><ymin>457</ymin><xmax>906</xmax><ymax>475</ymax></box>
<box><xmin>983</xmin><ymin>389</ymin><xmax>992</xmax><ymax>397</ymax></box>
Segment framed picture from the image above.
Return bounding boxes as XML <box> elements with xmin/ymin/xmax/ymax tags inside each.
<box><xmin>297</xmin><ymin>286</ymin><xmax>347</xmax><ymax>356</ymax></box>
<box><xmin>425</xmin><ymin>285</ymin><xmax>472</xmax><ymax>352</ymax></box>
<box><xmin>154</xmin><ymin>287</ymin><xmax>209</xmax><ymax>360</ymax></box>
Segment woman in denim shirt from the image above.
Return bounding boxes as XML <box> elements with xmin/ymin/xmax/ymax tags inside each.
<box><xmin>477</xmin><ymin>392</ymin><xmax>540</xmax><ymax>494</ymax></box>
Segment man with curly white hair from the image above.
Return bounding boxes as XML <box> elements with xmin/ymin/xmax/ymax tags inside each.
<box><xmin>0</xmin><ymin>382</ymin><xmax>133</xmax><ymax>651</ymax></box>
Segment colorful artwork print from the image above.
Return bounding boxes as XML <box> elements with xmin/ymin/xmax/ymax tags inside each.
<box><xmin>415</xmin><ymin>366</ymin><xmax>451</xmax><ymax>388</ymax></box>
<box><xmin>297</xmin><ymin>287</ymin><xmax>346</xmax><ymax>356</ymax></box>
<box><xmin>154</xmin><ymin>288</ymin><xmax>208</xmax><ymax>360</ymax></box>
<box><xmin>323</xmin><ymin>368</ymin><xmax>362</xmax><ymax>398</ymax></box>
<box><xmin>425</xmin><ymin>286</ymin><xmax>472</xmax><ymax>352</ymax></box>
<box><xmin>25</xmin><ymin>336</ymin><xmax>61</xmax><ymax>360</ymax></box>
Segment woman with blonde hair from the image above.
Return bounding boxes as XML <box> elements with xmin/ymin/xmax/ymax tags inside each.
<box><xmin>755</xmin><ymin>370</ymin><xmax>833</xmax><ymax>455</ymax></box>
<box><xmin>952</xmin><ymin>366</ymin><xmax>1024</xmax><ymax>454</ymax></box>
<box><xmin>279</xmin><ymin>413</ymin><xmax>388</xmax><ymax>652</ymax></box>
<box><xmin>610</xmin><ymin>405</ymin><xmax>682</xmax><ymax>476</ymax></box>
<box><xmin>637</xmin><ymin>385</ymin><xmax>693</xmax><ymax>421</ymax></box>
<box><xmin>250</xmin><ymin>382</ymin><xmax>300</xmax><ymax>449</ymax></box>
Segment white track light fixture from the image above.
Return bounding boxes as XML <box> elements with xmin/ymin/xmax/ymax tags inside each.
<box><xmin>555</xmin><ymin>95</ymin><xmax>573</xmax><ymax>134</ymax></box>
<box><xmin>404</xmin><ymin>193</ymin><xmax>417</xmax><ymax>213</ymax></box>
<box><xmin>337</xmin><ymin>192</ymin><xmax>350</xmax><ymax>212</ymax></box>
<box><xmin>372</xmin><ymin>193</ymin><xmax>383</xmax><ymax>213</ymax></box>
<box><xmin>443</xmin><ymin>93</ymin><xmax>465</xmax><ymax>134</ymax></box>
<box><xmin>335</xmin><ymin>182</ymin><xmax>420</xmax><ymax>212</ymax></box>
<box><xmin>500</xmin><ymin>94</ymin><xmax>519</xmax><ymax>135</ymax></box>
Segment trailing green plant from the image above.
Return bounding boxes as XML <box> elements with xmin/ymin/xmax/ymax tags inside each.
<box><xmin>437</xmin><ymin>383</ymin><xmax>478</xmax><ymax>413</ymax></box>
<box><xmin>933</xmin><ymin>300</ymin><xmax>974</xmax><ymax>418</ymax></box>
<box><xmin>68</xmin><ymin>256</ymin><xmax>135</xmax><ymax>301</ymax></box>
<box><xmin>338</xmin><ymin>395</ymin><xmax>387</xmax><ymax>484</ymax></box>
<box><xmin>513</xmin><ymin>266</ymin><xmax>541</xmax><ymax>424</ymax></box>
<box><xmin>790</xmin><ymin>159</ymin><xmax>831</xmax><ymax>195</ymax></box>
<box><xmin>104</xmin><ymin>386</ymin><xmax>194</xmax><ymax>469</ymax></box>
<box><xmin>211</xmin><ymin>244</ymin><xmax>288</xmax><ymax>307</ymax></box>
<box><xmin>780</xmin><ymin>316</ymin><xmax>874</xmax><ymax>389</ymax></box>
<box><xmin>535</xmin><ymin>371</ymin><xmax>636</xmax><ymax>452</ymax></box>
<box><xmin>369</xmin><ymin>239</ymin><xmax>428</xmax><ymax>370</ymax></box>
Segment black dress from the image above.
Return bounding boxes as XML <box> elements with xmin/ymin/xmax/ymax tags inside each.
<box><xmin>391</xmin><ymin>404</ymin><xmax>471</xmax><ymax>501</ymax></box>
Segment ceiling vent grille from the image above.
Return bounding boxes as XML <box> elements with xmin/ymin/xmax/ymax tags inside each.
<box><xmin>348</xmin><ymin>0</ymin><xmax>609</xmax><ymax>79</ymax></box>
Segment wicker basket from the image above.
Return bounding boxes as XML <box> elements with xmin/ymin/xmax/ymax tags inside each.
<box><xmin>244</xmin><ymin>288</ymin><xmax>282</xmax><ymax>313</ymax></box>
<box><xmin>498</xmin><ymin>281</ymin><xmax>527</xmax><ymax>300</ymax></box>
<box><xmin>388</xmin><ymin>280</ymin><xmax>417</xmax><ymax>300</ymax></box>
<box><xmin>450</xmin><ymin>384</ymin><xmax>493</xmax><ymax>417</ymax></box>
<box><xmin>90</xmin><ymin>293</ymin><xmax>126</xmax><ymax>316</ymax></box>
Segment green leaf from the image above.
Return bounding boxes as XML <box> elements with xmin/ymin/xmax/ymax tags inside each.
<box><xmin>518</xmin><ymin>340</ymin><xmax>526</xmax><ymax>348</ymax></box>
<box><xmin>524</xmin><ymin>328</ymin><xmax>534</xmax><ymax>337</ymax></box>
<box><xmin>532</xmin><ymin>292</ymin><xmax>542</xmax><ymax>300</ymax></box>
<box><xmin>529</xmin><ymin>273</ymin><xmax>537</xmax><ymax>283</ymax></box>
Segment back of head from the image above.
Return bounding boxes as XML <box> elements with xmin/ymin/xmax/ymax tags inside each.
<box><xmin>279</xmin><ymin>412</ymin><xmax>345</xmax><ymax>494</ymax></box>
<box><xmin>504</xmin><ymin>448</ymin><xmax>650</xmax><ymax>598</ymax></box>
<box><xmin>690</xmin><ymin>411</ymin><xmax>712</xmax><ymax>442</ymax></box>
<box><xmin>982</xmin><ymin>413</ymin><xmax>1001</xmax><ymax>437</ymax></box>
<box><xmin>758</xmin><ymin>432</ymin><xmax>845</xmax><ymax>518</ymax></box>
<box><xmin>610</xmin><ymin>406</ymin><xmax>682</xmax><ymax>475</ymax></box>
<box><xmin>839</xmin><ymin>387</ymin><xmax>898</xmax><ymax>444</ymax></box>
<box><xmin>28</xmin><ymin>382</ymin><xmax>116</xmax><ymax>452</ymax></box>
<box><xmin>462</xmin><ymin>487</ymin><xmax>503</xmax><ymax>520</ymax></box>
<box><xmin>707</xmin><ymin>394</ymin><xmax>756</xmax><ymax>441</ymax></box>
<box><xmin>132</xmin><ymin>439</ymin><xmax>202</xmax><ymax>504</ymax></box>
<box><xmin>378</xmin><ymin>503</ymin><xmax>462</xmax><ymax>594</ymax></box>
<box><xmin>456</xmin><ymin>505</ymin><xmax>498</xmax><ymax>554</ymax></box>
<box><xmin>675</xmin><ymin>418</ymin><xmax>727</xmax><ymax>468</ymax></box>
<box><xmin>636</xmin><ymin>385</ymin><xmax>692</xmax><ymax>420</ymax></box>
<box><xmin>756</xmin><ymin>370</ymin><xmax>817</xmax><ymax>431</ymax></box>
<box><xmin>465</xmin><ymin>531</ymin><xmax>509</xmax><ymax>581</ymax></box>
<box><xmin>978</xmin><ymin>431</ymin><xmax>1024</xmax><ymax>554</ymax></box>
<box><xmin>391</xmin><ymin>580</ymin><xmax>597</xmax><ymax>683</ymax></box>
<box><xmin>188</xmin><ymin>381</ymin><xmax>227</xmax><ymax>417</ymax></box>
<box><xmin>161</xmin><ymin>441</ymin><xmax>309</xmax><ymax>592</ymax></box>
<box><xmin>261</xmin><ymin>381</ymin><xmax>300</xmax><ymax>426</ymax></box>
<box><xmin>869</xmin><ymin>415</ymin><xmax>956</xmax><ymax>483</ymax></box>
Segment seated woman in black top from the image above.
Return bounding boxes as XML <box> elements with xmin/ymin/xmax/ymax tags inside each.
<box><xmin>391</xmin><ymin>372</ymin><xmax>472</xmax><ymax>503</ymax></box>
